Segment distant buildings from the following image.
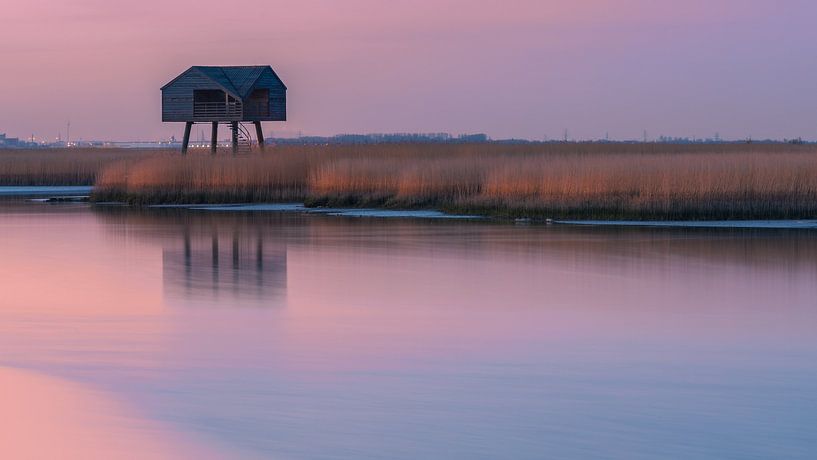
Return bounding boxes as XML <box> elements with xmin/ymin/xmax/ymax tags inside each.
<box><xmin>0</xmin><ymin>133</ymin><xmax>24</xmax><ymax>148</ymax></box>
<box><xmin>271</xmin><ymin>132</ymin><xmax>492</xmax><ymax>145</ymax></box>
<box><xmin>0</xmin><ymin>132</ymin><xmax>107</xmax><ymax>149</ymax></box>
<box><xmin>1</xmin><ymin>130</ymin><xmax>812</xmax><ymax>149</ymax></box>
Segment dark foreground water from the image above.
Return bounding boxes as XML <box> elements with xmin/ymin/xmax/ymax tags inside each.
<box><xmin>1</xmin><ymin>199</ymin><xmax>816</xmax><ymax>459</ymax></box>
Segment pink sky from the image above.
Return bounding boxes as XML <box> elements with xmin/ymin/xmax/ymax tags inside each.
<box><xmin>1</xmin><ymin>0</ymin><xmax>815</xmax><ymax>141</ymax></box>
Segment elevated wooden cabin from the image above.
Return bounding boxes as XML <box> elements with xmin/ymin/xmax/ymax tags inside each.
<box><xmin>161</xmin><ymin>65</ymin><xmax>287</xmax><ymax>154</ymax></box>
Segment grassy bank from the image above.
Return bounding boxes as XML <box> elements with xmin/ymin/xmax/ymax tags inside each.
<box><xmin>87</xmin><ymin>143</ymin><xmax>817</xmax><ymax>220</ymax></box>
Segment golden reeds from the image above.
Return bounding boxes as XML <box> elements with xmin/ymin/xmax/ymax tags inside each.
<box><xmin>0</xmin><ymin>148</ymin><xmax>166</xmax><ymax>185</ymax></box>
<box><xmin>5</xmin><ymin>143</ymin><xmax>817</xmax><ymax>219</ymax></box>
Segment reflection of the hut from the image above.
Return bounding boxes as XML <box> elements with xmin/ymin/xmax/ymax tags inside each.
<box><xmin>92</xmin><ymin>205</ymin><xmax>817</xmax><ymax>306</ymax></box>
<box><xmin>91</xmin><ymin>207</ymin><xmax>290</xmax><ymax>306</ymax></box>
<box><xmin>164</xmin><ymin>226</ymin><xmax>287</xmax><ymax>305</ymax></box>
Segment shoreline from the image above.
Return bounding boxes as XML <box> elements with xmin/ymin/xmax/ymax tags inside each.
<box><xmin>555</xmin><ymin>219</ymin><xmax>817</xmax><ymax>229</ymax></box>
<box><xmin>4</xmin><ymin>186</ymin><xmax>817</xmax><ymax>227</ymax></box>
<box><xmin>98</xmin><ymin>200</ymin><xmax>817</xmax><ymax>228</ymax></box>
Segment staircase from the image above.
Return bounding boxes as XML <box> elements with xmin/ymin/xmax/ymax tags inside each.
<box><xmin>236</xmin><ymin>122</ymin><xmax>253</xmax><ymax>154</ymax></box>
<box><xmin>223</xmin><ymin>122</ymin><xmax>254</xmax><ymax>154</ymax></box>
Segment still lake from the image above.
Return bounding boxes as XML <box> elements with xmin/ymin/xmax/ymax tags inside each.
<box><xmin>1</xmin><ymin>198</ymin><xmax>816</xmax><ymax>459</ymax></box>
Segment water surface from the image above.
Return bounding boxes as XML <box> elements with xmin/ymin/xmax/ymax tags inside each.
<box><xmin>0</xmin><ymin>185</ymin><xmax>92</xmax><ymax>196</ymax></box>
<box><xmin>1</xmin><ymin>199</ymin><xmax>815</xmax><ymax>459</ymax></box>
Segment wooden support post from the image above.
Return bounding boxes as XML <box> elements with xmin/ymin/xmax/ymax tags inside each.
<box><xmin>231</xmin><ymin>122</ymin><xmax>238</xmax><ymax>155</ymax></box>
<box><xmin>210</xmin><ymin>122</ymin><xmax>218</xmax><ymax>154</ymax></box>
<box><xmin>254</xmin><ymin>121</ymin><xmax>265</xmax><ymax>151</ymax></box>
<box><xmin>181</xmin><ymin>121</ymin><xmax>193</xmax><ymax>155</ymax></box>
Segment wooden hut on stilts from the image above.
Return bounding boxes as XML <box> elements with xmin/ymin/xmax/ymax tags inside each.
<box><xmin>161</xmin><ymin>66</ymin><xmax>286</xmax><ymax>154</ymax></box>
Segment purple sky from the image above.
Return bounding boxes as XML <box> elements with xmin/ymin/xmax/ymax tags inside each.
<box><xmin>1</xmin><ymin>0</ymin><xmax>815</xmax><ymax>141</ymax></box>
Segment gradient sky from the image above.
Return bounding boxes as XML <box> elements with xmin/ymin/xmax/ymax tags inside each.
<box><xmin>1</xmin><ymin>0</ymin><xmax>816</xmax><ymax>141</ymax></box>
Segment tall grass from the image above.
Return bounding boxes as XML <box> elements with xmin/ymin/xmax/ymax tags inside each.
<box><xmin>90</xmin><ymin>143</ymin><xmax>817</xmax><ymax>219</ymax></box>
<box><xmin>95</xmin><ymin>149</ymin><xmax>312</xmax><ymax>203</ymax></box>
<box><xmin>0</xmin><ymin>148</ymin><xmax>165</xmax><ymax>185</ymax></box>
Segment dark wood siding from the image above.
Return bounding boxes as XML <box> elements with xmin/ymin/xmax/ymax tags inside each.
<box><xmin>251</xmin><ymin>69</ymin><xmax>287</xmax><ymax>121</ymax></box>
<box><xmin>162</xmin><ymin>66</ymin><xmax>286</xmax><ymax>122</ymax></box>
<box><xmin>162</xmin><ymin>70</ymin><xmax>229</xmax><ymax>122</ymax></box>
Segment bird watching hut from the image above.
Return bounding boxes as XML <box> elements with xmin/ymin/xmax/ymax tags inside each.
<box><xmin>161</xmin><ymin>66</ymin><xmax>287</xmax><ymax>154</ymax></box>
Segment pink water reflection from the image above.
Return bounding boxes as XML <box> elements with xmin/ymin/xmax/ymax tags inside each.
<box><xmin>0</xmin><ymin>367</ymin><xmax>226</xmax><ymax>459</ymax></box>
<box><xmin>1</xmin><ymin>203</ymin><xmax>816</xmax><ymax>458</ymax></box>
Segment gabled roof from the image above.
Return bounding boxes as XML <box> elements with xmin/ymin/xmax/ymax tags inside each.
<box><xmin>221</xmin><ymin>66</ymin><xmax>266</xmax><ymax>97</ymax></box>
<box><xmin>161</xmin><ymin>65</ymin><xmax>286</xmax><ymax>99</ymax></box>
<box><xmin>194</xmin><ymin>67</ymin><xmax>241</xmax><ymax>97</ymax></box>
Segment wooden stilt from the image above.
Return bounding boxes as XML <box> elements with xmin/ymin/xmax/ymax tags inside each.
<box><xmin>181</xmin><ymin>121</ymin><xmax>193</xmax><ymax>155</ymax></box>
<box><xmin>254</xmin><ymin>121</ymin><xmax>265</xmax><ymax>151</ymax></box>
<box><xmin>231</xmin><ymin>122</ymin><xmax>238</xmax><ymax>155</ymax></box>
<box><xmin>210</xmin><ymin>122</ymin><xmax>218</xmax><ymax>154</ymax></box>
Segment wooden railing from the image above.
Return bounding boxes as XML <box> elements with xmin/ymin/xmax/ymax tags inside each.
<box><xmin>193</xmin><ymin>102</ymin><xmax>242</xmax><ymax>119</ymax></box>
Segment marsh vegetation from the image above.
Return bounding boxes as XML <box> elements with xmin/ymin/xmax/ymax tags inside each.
<box><xmin>3</xmin><ymin>143</ymin><xmax>817</xmax><ymax>219</ymax></box>
<box><xmin>0</xmin><ymin>148</ymin><xmax>156</xmax><ymax>186</ymax></box>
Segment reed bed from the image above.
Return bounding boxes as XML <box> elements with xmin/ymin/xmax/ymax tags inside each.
<box><xmin>95</xmin><ymin>149</ymin><xmax>312</xmax><ymax>203</ymax></box>
<box><xmin>0</xmin><ymin>148</ymin><xmax>165</xmax><ymax>185</ymax></box>
<box><xmin>90</xmin><ymin>143</ymin><xmax>817</xmax><ymax>219</ymax></box>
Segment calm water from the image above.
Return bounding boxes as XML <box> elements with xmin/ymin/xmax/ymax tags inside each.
<box><xmin>1</xmin><ymin>199</ymin><xmax>816</xmax><ymax>459</ymax></box>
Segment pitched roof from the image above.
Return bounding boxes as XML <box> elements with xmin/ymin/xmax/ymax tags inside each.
<box><xmin>193</xmin><ymin>66</ymin><xmax>242</xmax><ymax>97</ymax></box>
<box><xmin>161</xmin><ymin>66</ymin><xmax>285</xmax><ymax>99</ymax></box>
<box><xmin>221</xmin><ymin>66</ymin><xmax>267</xmax><ymax>97</ymax></box>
